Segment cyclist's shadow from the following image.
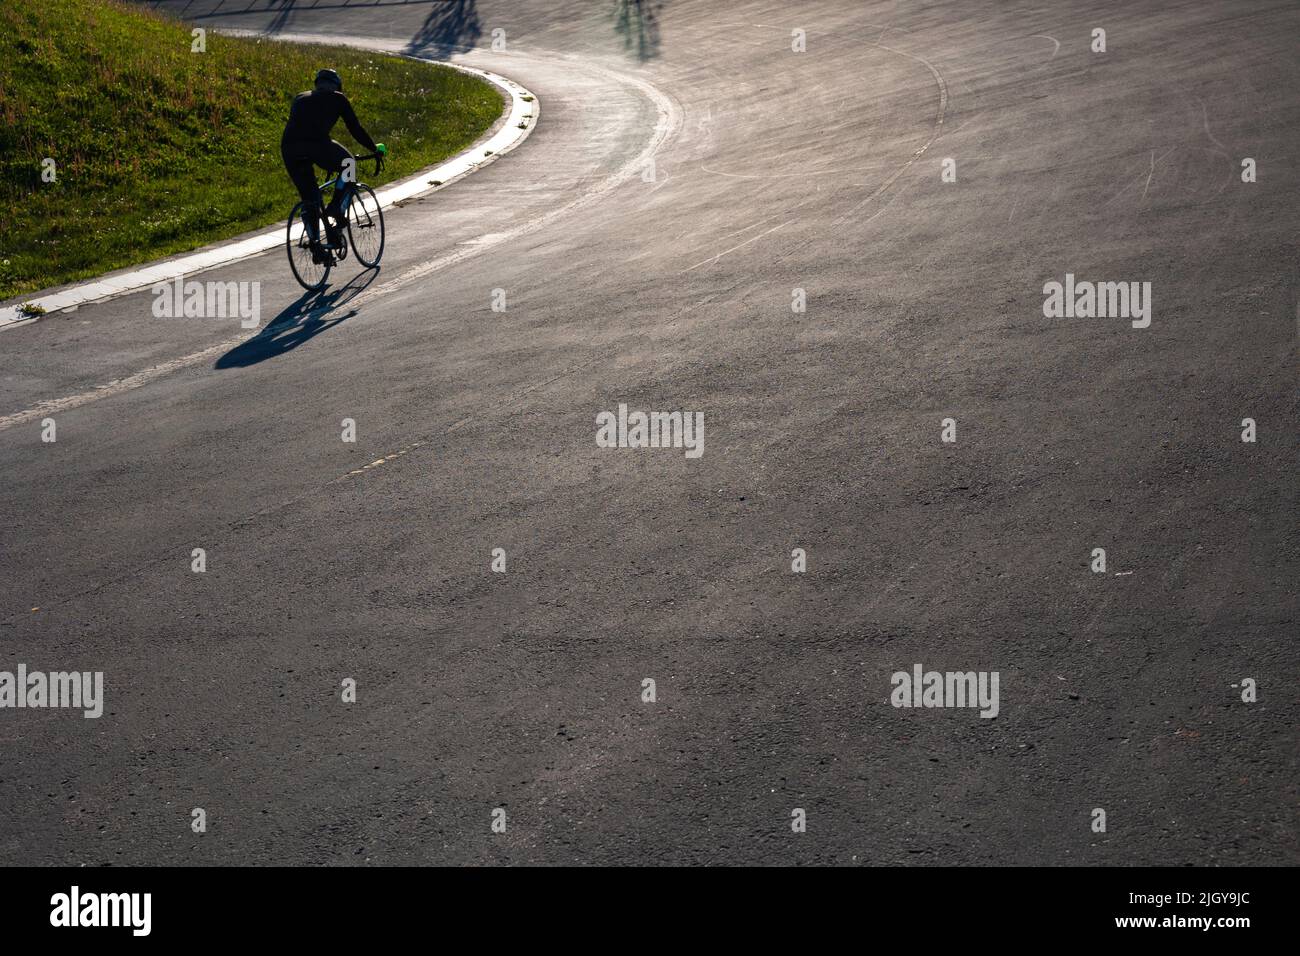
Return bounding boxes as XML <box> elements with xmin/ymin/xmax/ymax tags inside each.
<box><xmin>214</xmin><ymin>269</ymin><xmax>378</xmax><ymax>369</ymax></box>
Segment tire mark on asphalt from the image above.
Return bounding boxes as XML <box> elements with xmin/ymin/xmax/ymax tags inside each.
<box><xmin>1028</xmin><ymin>34</ymin><xmax>1061</xmax><ymax>59</ymax></box>
<box><xmin>831</xmin><ymin>41</ymin><xmax>948</xmax><ymax>226</ymax></box>
<box><xmin>1196</xmin><ymin>96</ymin><xmax>1228</xmax><ymax>152</ymax></box>
<box><xmin>343</xmin><ymin>57</ymin><xmax>683</xmax><ymax>309</ymax></box>
<box><xmin>682</xmin><ymin>218</ymin><xmax>797</xmax><ymax>273</ymax></box>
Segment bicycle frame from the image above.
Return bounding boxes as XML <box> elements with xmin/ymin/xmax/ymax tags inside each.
<box><xmin>297</xmin><ymin>173</ymin><xmax>356</xmax><ymax>248</ymax></box>
<box><xmin>317</xmin><ymin>175</ymin><xmax>356</xmax><ymax>217</ymax></box>
<box><xmin>318</xmin><ymin>151</ymin><xmax>383</xmax><ymax>219</ymax></box>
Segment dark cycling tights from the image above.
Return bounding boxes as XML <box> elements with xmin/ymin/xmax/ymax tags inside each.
<box><xmin>282</xmin><ymin>138</ymin><xmax>351</xmax><ymax>240</ymax></box>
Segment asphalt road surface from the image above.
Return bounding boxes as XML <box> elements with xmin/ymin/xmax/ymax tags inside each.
<box><xmin>1</xmin><ymin>0</ymin><xmax>1296</xmax><ymax>866</ymax></box>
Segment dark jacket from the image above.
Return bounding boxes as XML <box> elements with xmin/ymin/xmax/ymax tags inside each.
<box><xmin>281</xmin><ymin>89</ymin><xmax>377</xmax><ymax>152</ymax></box>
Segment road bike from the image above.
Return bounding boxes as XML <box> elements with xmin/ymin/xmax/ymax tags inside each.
<box><xmin>285</xmin><ymin>149</ymin><xmax>386</xmax><ymax>291</ymax></box>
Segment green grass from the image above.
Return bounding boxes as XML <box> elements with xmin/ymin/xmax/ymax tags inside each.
<box><xmin>0</xmin><ymin>0</ymin><xmax>504</xmax><ymax>300</ymax></box>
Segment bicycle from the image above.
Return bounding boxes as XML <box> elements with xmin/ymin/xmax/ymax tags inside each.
<box><xmin>286</xmin><ymin>148</ymin><xmax>387</xmax><ymax>291</ymax></box>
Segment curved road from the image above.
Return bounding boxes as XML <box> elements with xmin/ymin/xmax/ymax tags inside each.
<box><xmin>1</xmin><ymin>0</ymin><xmax>1296</xmax><ymax>865</ymax></box>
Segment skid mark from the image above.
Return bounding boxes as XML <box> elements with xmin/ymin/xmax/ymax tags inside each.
<box><xmin>833</xmin><ymin>41</ymin><xmax>948</xmax><ymax>225</ymax></box>
<box><xmin>1028</xmin><ymin>34</ymin><xmax>1061</xmax><ymax>58</ymax></box>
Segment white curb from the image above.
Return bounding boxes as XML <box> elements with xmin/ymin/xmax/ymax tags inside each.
<box><xmin>1</xmin><ymin>60</ymin><xmax>537</xmax><ymax>331</ymax></box>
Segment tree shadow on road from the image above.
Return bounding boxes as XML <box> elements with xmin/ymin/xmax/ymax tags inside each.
<box><xmin>261</xmin><ymin>0</ymin><xmax>298</xmax><ymax>36</ymax></box>
<box><xmin>214</xmin><ymin>268</ymin><xmax>377</xmax><ymax>368</ymax></box>
<box><xmin>404</xmin><ymin>0</ymin><xmax>482</xmax><ymax>58</ymax></box>
<box><xmin>612</xmin><ymin>0</ymin><xmax>666</xmax><ymax>61</ymax></box>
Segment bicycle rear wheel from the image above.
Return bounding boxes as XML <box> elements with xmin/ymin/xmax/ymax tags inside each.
<box><xmin>346</xmin><ymin>184</ymin><xmax>385</xmax><ymax>269</ymax></box>
<box><xmin>286</xmin><ymin>202</ymin><xmax>331</xmax><ymax>291</ymax></box>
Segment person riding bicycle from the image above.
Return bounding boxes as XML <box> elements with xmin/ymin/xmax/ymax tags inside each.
<box><xmin>281</xmin><ymin>68</ymin><xmax>386</xmax><ymax>260</ymax></box>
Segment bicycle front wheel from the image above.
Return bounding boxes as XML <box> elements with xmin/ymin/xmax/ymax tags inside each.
<box><xmin>347</xmin><ymin>184</ymin><xmax>385</xmax><ymax>269</ymax></box>
<box><xmin>286</xmin><ymin>202</ymin><xmax>331</xmax><ymax>291</ymax></box>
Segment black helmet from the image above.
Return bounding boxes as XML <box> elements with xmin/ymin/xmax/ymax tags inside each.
<box><xmin>314</xmin><ymin>68</ymin><xmax>342</xmax><ymax>91</ymax></box>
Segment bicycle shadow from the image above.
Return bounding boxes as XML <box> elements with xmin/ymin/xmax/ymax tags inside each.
<box><xmin>214</xmin><ymin>268</ymin><xmax>378</xmax><ymax>369</ymax></box>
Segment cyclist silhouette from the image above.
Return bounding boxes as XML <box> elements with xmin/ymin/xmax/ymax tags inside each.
<box><xmin>281</xmin><ymin>68</ymin><xmax>383</xmax><ymax>259</ymax></box>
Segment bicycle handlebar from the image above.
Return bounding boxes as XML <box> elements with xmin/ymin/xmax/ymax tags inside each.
<box><xmin>353</xmin><ymin>152</ymin><xmax>385</xmax><ymax>176</ymax></box>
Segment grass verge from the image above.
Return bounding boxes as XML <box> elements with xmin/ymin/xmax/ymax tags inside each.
<box><xmin>0</xmin><ymin>0</ymin><xmax>504</xmax><ymax>300</ymax></box>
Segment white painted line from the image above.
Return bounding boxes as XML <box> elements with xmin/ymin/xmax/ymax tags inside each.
<box><xmin>1</xmin><ymin>60</ymin><xmax>537</xmax><ymax>331</ymax></box>
<box><xmin>0</xmin><ymin>339</ymin><xmax>245</xmax><ymax>432</ymax></box>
